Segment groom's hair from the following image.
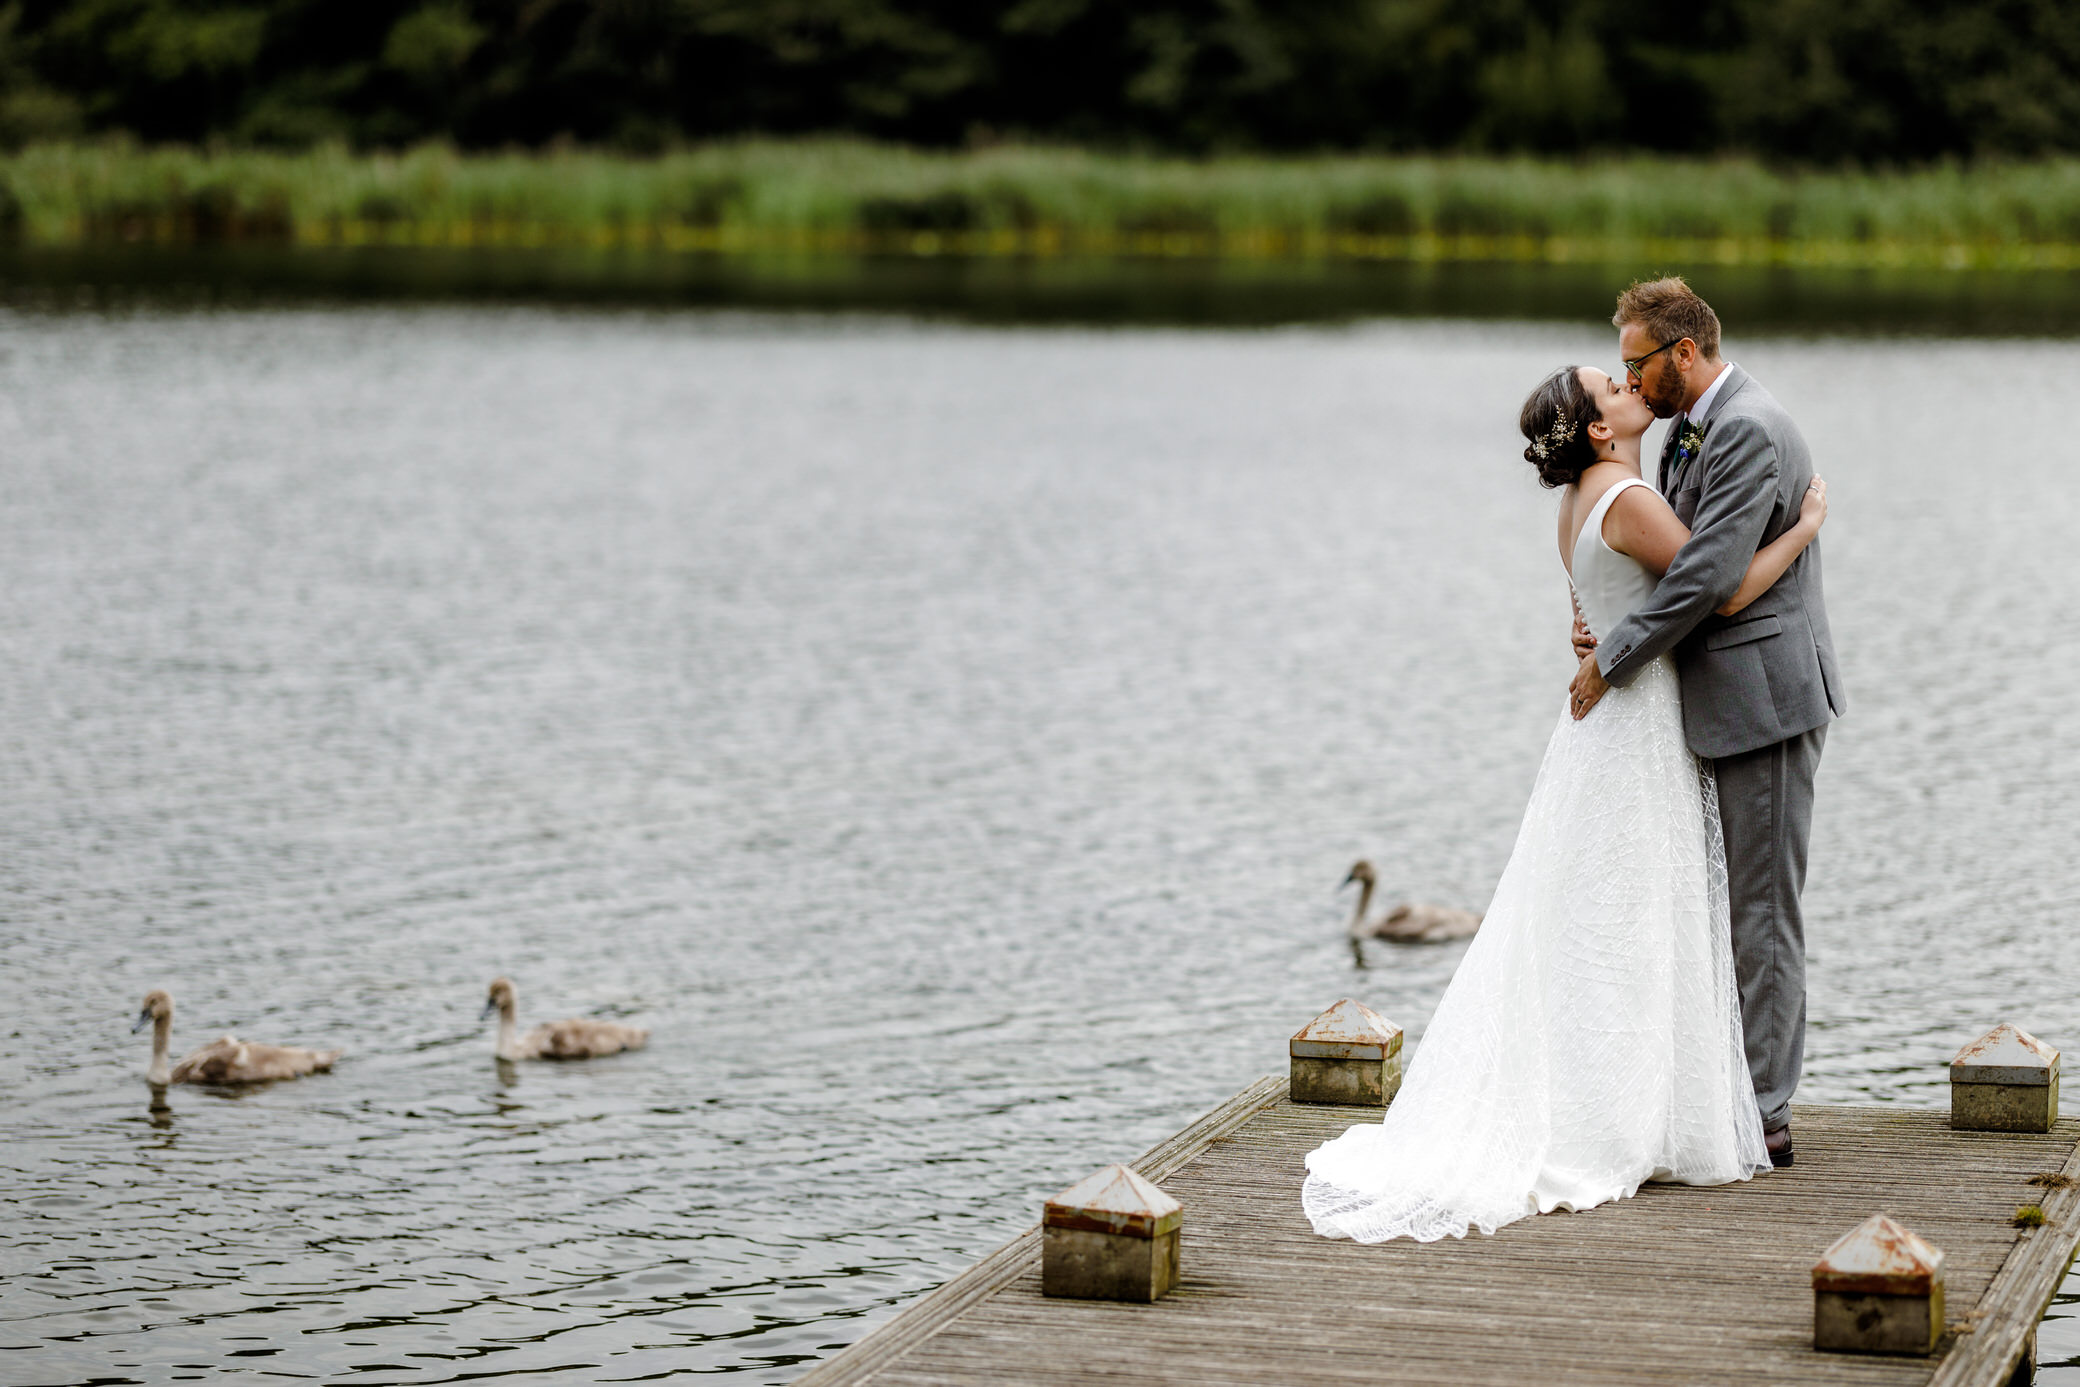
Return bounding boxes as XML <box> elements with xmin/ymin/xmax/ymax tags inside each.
<box><xmin>1612</xmin><ymin>277</ymin><xmax>1722</xmax><ymax>359</ymax></box>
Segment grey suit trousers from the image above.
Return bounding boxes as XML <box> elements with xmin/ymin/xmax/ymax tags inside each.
<box><xmin>1712</xmin><ymin>723</ymin><xmax>1826</xmax><ymax>1133</ymax></box>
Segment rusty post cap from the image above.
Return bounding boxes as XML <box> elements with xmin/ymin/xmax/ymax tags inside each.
<box><xmin>1044</xmin><ymin>1164</ymin><xmax>1182</xmax><ymax>1239</ymax></box>
<box><xmin>1290</xmin><ymin>998</ymin><xmax>1403</xmax><ymax>1062</ymax></box>
<box><xmin>1812</xmin><ymin>1214</ymin><xmax>1946</xmax><ymax>1295</ymax></box>
<box><xmin>1950</xmin><ymin>1023</ymin><xmax>2060</xmax><ymax>1087</ymax></box>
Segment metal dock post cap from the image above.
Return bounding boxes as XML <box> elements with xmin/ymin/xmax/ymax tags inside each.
<box><xmin>1041</xmin><ymin>1164</ymin><xmax>1182</xmax><ymax>1303</ymax></box>
<box><xmin>1289</xmin><ymin>998</ymin><xmax>1403</xmax><ymax>1106</ymax></box>
<box><xmin>1812</xmin><ymin>1214</ymin><xmax>1947</xmax><ymax>1356</ymax></box>
<box><xmin>1951</xmin><ymin>1023</ymin><xmax>2061</xmax><ymax>1133</ymax></box>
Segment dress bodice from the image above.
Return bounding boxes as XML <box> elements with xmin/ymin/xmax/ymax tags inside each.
<box><xmin>1569</xmin><ymin>477</ymin><xmax>1657</xmax><ymax>642</ymax></box>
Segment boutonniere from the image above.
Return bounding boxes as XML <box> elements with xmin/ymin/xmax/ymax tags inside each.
<box><xmin>1676</xmin><ymin>420</ymin><xmax>1706</xmax><ymax>466</ymax></box>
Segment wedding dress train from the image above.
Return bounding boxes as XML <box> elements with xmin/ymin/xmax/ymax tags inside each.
<box><xmin>1303</xmin><ymin>477</ymin><xmax>1769</xmax><ymax>1243</ymax></box>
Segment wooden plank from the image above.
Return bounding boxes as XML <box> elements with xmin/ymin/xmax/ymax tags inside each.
<box><xmin>1928</xmin><ymin>1127</ymin><xmax>2080</xmax><ymax>1387</ymax></box>
<box><xmin>794</xmin><ymin>1074</ymin><xmax>1286</xmax><ymax>1387</ymax></box>
<box><xmin>802</xmin><ymin>1085</ymin><xmax>2080</xmax><ymax>1387</ymax></box>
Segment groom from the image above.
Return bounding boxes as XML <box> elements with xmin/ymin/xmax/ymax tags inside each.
<box><xmin>1568</xmin><ymin>277</ymin><xmax>1844</xmax><ymax>1168</ymax></box>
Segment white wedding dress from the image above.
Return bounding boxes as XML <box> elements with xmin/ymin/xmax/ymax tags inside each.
<box><xmin>1303</xmin><ymin>477</ymin><xmax>1769</xmax><ymax>1243</ymax></box>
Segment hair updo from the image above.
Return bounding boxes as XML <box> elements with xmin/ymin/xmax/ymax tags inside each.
<box><xmin>1519</xmin><ymin>366</ymin><xmax>1603</xmax><ymax>488</ymax></box>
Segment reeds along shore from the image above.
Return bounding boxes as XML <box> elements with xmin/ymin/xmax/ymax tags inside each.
<box><xmin>6</xmin><ymin>140</ymin><xmax>2080</xmax><ymax>271</ymax></box>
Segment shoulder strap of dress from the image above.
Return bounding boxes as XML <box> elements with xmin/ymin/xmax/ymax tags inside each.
<box><xmin>1577</xmin><ymin>475</ymin><xmax>1651</xmax><ymax>550</ymax></box>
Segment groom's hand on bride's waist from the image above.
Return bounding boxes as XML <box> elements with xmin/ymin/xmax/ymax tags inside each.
<box><xmin>1570</xmin><ymin>652</ymin><xmax>1610</xmax><ymax>720</ymax></box>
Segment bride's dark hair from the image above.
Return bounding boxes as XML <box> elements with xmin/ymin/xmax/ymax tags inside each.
<box><xmin>1519</xmin><ymin>367</ymin><xmax>1602</xmax><ymax>488</ymax></box>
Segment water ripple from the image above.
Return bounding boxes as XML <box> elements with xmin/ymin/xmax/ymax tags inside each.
<box><xmin>1</xmin><ymin>308</ymin><xmax>2075</xmax><ymax>1382</ymax></box>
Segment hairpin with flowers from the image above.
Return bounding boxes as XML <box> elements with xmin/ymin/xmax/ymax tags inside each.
<box><xmin>1530</xmin><ymin>412</ymin><xmax>1578</xmax><ymax>460</ymax></box>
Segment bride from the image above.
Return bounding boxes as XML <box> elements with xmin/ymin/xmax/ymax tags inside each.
<box><xmin>1302</xmin><ymin>364</ymin><xmax>1828</xmax><ymax>1243</ymax></box>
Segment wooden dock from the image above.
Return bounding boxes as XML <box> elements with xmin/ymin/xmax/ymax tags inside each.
<box><xmin>799</xmin><ymin>1077</ymin><xmax>2080</xmax><ymax>1386</ymax></box>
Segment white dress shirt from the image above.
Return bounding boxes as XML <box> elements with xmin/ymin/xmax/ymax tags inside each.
<box><xmin>1686</xmin><ymin>361</ymin><xmax>1734</xmax><ymax>425</ymax></box>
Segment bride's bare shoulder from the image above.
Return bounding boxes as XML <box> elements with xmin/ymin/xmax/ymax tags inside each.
<box><xmin>1602</xmin><ymin>473</ymin><xmax>1676</xmax><ymax>525</ymax></box>
<box><xmin>1600</xmin><ymin>473</ymin><xmax>1687</xmax><ymax>567</ymax></box>
<box><xmin>1569</xmin><ymin>461</ymin><xmax>1638</xmax><ymax>525</ymax></box>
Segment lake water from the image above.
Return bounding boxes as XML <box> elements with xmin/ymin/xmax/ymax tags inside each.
<box><xmin>2</xmin><ymin>304</ymin><xmax>2077</xmax><ymax>1384</ymax></box>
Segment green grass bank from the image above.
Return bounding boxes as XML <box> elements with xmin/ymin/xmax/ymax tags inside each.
<box><xmin>5</xmin><ymin>141</ymin><xmax>2080</xmax><ymax>271</ymax></box>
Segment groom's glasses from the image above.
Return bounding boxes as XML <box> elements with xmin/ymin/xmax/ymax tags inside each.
<box><xmin>1622</xmin><ymin>339</ymin><xmax>1680</xmax><ymax>382</ymax></box>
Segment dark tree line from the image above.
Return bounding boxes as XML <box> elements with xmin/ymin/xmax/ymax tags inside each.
<box><xmin>1</xmin><ymin>0</ymin><xmax>2075</xmax><ymax>163</ymax></box>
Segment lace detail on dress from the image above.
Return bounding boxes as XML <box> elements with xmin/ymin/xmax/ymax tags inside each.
<box><xmin>1300</xmin><ymin>656</ymin><xmax>1768</xmax><ymax>1244</ymax></box>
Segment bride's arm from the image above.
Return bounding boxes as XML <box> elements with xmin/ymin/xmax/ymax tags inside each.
<box><xmin>1715</xmin><ymin>479</ymin><xmax>1827</xmax><ymax>614</ymax></box>
<box><xmin>1604</xmin><ymin>479</ymin><xmax>1828</xmax><ymax>615</ymax></box>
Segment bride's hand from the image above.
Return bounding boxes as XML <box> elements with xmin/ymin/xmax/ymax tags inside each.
<box><xmin>1800</xmin><ymin>476</ymin><xmax>1828</xmax><ymax>529</ymax></box>
<box><xmin>1569</xmin><ymin>650</ymin><xmax>1609</xmax><ymax>721</ymax></box>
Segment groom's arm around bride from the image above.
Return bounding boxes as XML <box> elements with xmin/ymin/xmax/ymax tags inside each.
<box><xmin>1570</xmin><ymin>282</ymin><xmax>1844</xmax><ymax>754</ymax></box>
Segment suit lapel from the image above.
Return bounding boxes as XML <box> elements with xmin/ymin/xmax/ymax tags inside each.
<box><xmin>1665</xmin><ymin>364</ymin><xmax>1750</xmax><ymax>494</ymax></box>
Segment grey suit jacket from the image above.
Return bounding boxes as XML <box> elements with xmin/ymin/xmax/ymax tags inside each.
<box><xmin>1595</xmin><ymin>364</ymin><xmax>1845</xmax><ymax>760</ymax></box>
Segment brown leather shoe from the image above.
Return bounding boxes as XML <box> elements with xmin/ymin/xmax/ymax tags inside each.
<box><xmin>1765</xmin><ymin>1127</ymin><xmax>1793</xmax><ymax>1168</ymax></box>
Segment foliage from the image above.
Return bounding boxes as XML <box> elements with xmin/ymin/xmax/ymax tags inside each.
<box><xmin>7</xmin><ymin>139</ymin><xmax>2080</xmax><ymax>268</ymax></box>
<box><xmin>0</xmin><ymin>0</ymin><xmax>2075</xmax><ymax>161</ymax></box>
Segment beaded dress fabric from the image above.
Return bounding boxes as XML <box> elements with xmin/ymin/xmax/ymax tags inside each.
<box><xmin>1303</xmin><ymin>477</ymin><xmax>1769</xmax><ymax>1243</ymax></box>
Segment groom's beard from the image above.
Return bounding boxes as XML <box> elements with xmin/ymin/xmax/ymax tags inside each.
<box><xmin>1642</xmin><ymin>370</ymin><xmax>1685</xmax><ymax>418</ymax></box>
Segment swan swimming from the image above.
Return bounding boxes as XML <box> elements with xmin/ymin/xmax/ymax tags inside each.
<box><xmin>481</xmin><ymin>977</ymin><xmax>648</xmax><ymax>1060</ymax></box>
<box><xmin>133</xmin><ymin>989</ymin><xmax>344</xmax><ymax>1085</ymax></box>
<box><xmin>1343</xmin><ymin>860</ymin><xmax>1482</xmax><ymax>954</ymax></box>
